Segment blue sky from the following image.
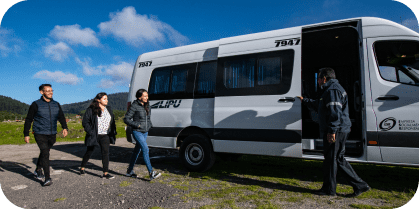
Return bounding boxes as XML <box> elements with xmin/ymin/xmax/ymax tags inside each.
<box><xmin>0</xmin><ymin>0</ymin><xmax>418</xmax><ymax>105</ymax></box>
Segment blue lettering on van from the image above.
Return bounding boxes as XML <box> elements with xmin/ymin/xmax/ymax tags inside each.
<box><xmin>151</xmin><ymin>100</ymin><xmax>182</xmax><ymax>109</ymax></box>
<box><xmin>275</xmin><ymin>38</ymin><xmax>300</xmax><ymax>47</ymax></box>
<box><xmin>139</xmin><ymin>61</ymin><xmax>152</xmax><ymax>68</ymax></box>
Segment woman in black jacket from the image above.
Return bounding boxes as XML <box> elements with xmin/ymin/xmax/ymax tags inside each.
<box><xmin>80</xmin><ymin>92</ymin><xmax>117</xmax><ymax>179</ymax></box>
<box><xmin>124</xmin><ymin>89</ymin><xmax>161</xmax><ymax>181</ymax></box>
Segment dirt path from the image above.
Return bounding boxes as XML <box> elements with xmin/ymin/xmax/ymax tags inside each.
<box><xmin>0</xmin><ymin>139</ymin><xmax>207</xmax><ymax>209</ymax></box>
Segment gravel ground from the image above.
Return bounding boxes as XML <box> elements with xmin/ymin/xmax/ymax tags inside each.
<box><xmin>0</xmin><ymin>139</ymin><xmax>208</xmax><ymax>209</ymax></box>
<box><xmin>0</xmin><ymin>139</ymin><xmax>418</xmax><ymax>209</ymax></box>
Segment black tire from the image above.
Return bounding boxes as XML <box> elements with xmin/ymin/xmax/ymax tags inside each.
<box><xmin>179</xmin><ymin>134</ymin><xmax>215</xmax><ymax>172</ymax></box>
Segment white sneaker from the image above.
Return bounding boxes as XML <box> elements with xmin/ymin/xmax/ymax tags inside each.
<box><xmin>149</xmin><ymin>171</ymin><xmax>161</xmax><ymax>181</ymax></box>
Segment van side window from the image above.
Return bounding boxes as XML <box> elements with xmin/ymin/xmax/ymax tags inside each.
<box><xmin>374</xmin><ymin>41</ymin><xmax>419</xmax><ymax>86</ymax></box>
<box><xmin>216</xmin><ymin>49</ymin><xmax>294</xmax><ymax>96</ymax></box>
<box><xmin>149</xmin><ymin>63</ymin><xmax>196</xmax><ymax>100</ymax></box>
<box><xmin>258</xmin><ymin>57</ymin><xmax>281</xmax><ymax>85</ymax></box>
<box><xmin>195</xmin><ymin>61</ymin><xmax>217</xmax><ymax>98</ymax></box>
<box><xmin>224</xmin><ymin>59</ymin><xmax>255</xmax><ymax>88</ymax></box>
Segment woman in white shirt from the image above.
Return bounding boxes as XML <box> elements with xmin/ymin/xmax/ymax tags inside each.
<box><xmin>80</xmin><ymin>92</ymin><xmax>117</xmax><ymax>179</ymax></box>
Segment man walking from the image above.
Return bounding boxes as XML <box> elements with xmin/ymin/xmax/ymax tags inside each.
<box><xmin>23</xmin><ymin>84</ymin><xmax>68</xmax><ymax>186</ymax></box>
<box><xmin>297</xmin><ymin>68</ymin><xmax>370</xmax><ymax>197</ymax></box>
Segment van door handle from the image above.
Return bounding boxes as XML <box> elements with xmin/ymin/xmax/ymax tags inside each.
<box><xmin>278</xmin><ymin>97</ymin><xmax>295</xmax><ymax>102</ymax></box>
<box><xmin>377</xmin><ymin>95</ymin><xmax>399</xmax><ymax>100</ymax></box>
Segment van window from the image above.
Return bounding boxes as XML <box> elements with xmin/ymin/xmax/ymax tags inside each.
<box><xmin>148</xmin><ymin>63</ymin><xmax>196</xmax><ymax>100</ymax></box>
<box><xmin>195</xmin><ymin>61</ymin><xmax>216</xmax><ymax>98</ymax></box>
<box><xmin>374</xmin><ymin>41</ymin><xmax>419</xmax><ymax>86</ymax></box>
<box><xmin>216</xmin><ymin>49</ymin><xmax>294</xmax><ymax>96</ymax></box>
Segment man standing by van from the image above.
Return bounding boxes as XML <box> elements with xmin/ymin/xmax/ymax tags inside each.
<box><xmin>23</xmin><ymin>84</ymin><xmax>68</xmax><ymax>186</ymax></box>
<box><xmin>297</xmin><ymin>68</ymin><xmax>369</xmax><ymax>197</ymax></box>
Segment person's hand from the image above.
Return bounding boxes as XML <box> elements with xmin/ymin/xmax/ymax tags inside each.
<box><xmin>327</xmin><ymin>133</ymin><xmax>336</xmax><ymax>143</ymax></box>
<box><xmin>24</xmin><ymin>136</ymin><xmax>30</xmax><ymax>143</ymax></box>
<box><xmin>63</xmin><ymin>129</ymin><xmax>68</xmax><ymax>137</ymax></box>
<box><xmin>297</xmin><ymin>96</ymin><xmax>303</xmax><ymax>100</ymax></box>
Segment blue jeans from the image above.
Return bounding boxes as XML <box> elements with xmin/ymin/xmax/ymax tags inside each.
<box><xmin>127</xmin><ymin>131</ymin><xmax>153</xmax><ymax>173</ymax></box>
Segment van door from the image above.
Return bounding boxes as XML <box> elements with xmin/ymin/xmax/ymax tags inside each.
<box><xmin>367</xmin><ymin>37</ymin><xmax>419</xmax><ymax>164</ymax></box>
<box><xmin>212</xmin><ymin>38</ymin><xmax>302</xmax><ymax>157</ymax></box>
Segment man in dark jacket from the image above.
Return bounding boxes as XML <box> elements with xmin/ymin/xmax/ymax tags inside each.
<box><xmin>23</xmin><ymin>84</ymin><xmax>68</xmax><ymax>186</ymax></box>
<box><xmin>298</xmin><ymin>68</ymin><xmax>370</xmax><ymax>197</ymax></box>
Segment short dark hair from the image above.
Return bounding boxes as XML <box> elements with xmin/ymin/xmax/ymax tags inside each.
<box><xmin>318</xmin><ymin>68</ymin><xmax>336</xmax><ymax>81</ymax></box>
<box><xmin>39</xmin><ymin>84</ymin><xmax>52</xmax><ymax>91</ymax></box>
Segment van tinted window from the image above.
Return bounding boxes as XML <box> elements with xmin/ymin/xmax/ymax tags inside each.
<box><xmin>374</xmin><ymin>41</ymin><xmax>419</xmax><ymax>86</ymax></box>
<box><xmin>216</xmin><ymin>49</ymin><xmax>294</xmax><ymax>96</ymax></box>
<box><xmin>148</xmin><ymin>63</ymin><xmax>196</xmax><ymax>100</ymax></box>
<box><xmin>195</xmin><ymin>61</ymin><xmax>217</xmax><ymax>98</ymax></box>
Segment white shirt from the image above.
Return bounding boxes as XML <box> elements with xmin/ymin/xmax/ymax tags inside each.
<box><xmin>97</xmin><ymin>108</ymin><xmax>111</xmax><ymax>135</ymax></box>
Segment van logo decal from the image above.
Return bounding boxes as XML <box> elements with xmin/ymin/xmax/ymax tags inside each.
<box><xmin>275</xmin><ymin>38</ymin><xmax>301</xmax><ymax>47</ymax></box>
<box><xmin>139</xmin><ymin>61</ymin><xmax>152</xmax><ymax>68</ymax></box>
<box><xmin>151</xmin><ymin>100</ymin><xmax>182</xmax><ymax>109</ymax></box>
<box><xmin>379</xmin><ymin>117</ymin><xmax>396</xmax><ymax>131</ymax></box>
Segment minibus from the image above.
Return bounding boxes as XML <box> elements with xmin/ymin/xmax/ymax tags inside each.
<box><xmin>126</xmin><ymin>17</ymin><xmax>419</xmax><ymax>172</ymax></box>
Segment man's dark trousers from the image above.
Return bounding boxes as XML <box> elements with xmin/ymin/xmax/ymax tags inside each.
<box><xmin>322</xmin><ymin>131</ymin><xmax>368</xmax><ymax>194</ymax></box>
<box><xmin>34</xmin><ymin>134</ymin><xmax>56</xmax><ymax>179</ymax></box>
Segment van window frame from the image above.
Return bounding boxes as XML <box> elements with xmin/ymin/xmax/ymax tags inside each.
<box><xmin>215</xmin><ymin>49</ymin><xmax>294</xmax><ymax>97</ymax></box>
<box><xmin>148</xmin><ymin>63</ymin><xmax>196</xmax><ymax>100</ymax></box>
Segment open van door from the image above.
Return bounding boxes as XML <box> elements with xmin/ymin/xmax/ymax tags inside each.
<box><xmin>367</xmin><ymin>37</ymin><xmax>419</xmax><ymax>164</ymax></box>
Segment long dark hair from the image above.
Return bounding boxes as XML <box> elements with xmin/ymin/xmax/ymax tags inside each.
<box><xmin>136</xmin><ymin>89</ymin><xmax>149</xmax><ymax>115</ymax></box>
<box><xmin>89</xmin><ymin>92</ymin><xmax>107</xmax><ymax>116</ymax></box>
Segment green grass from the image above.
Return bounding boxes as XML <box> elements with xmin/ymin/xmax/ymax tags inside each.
<box><xmin>119</xmin><ymin>180</ymin><xmax>133</xmax><ymax>187</ymax></box>
<box><xmin>157</xmin><ymin>155</ymin><xmax>419</xmax><ymax>209</ymax></box>
<box><xmin>53</xmin><ymin>197</ymin><xmax>66</xmax><ymax>202</ymax></box>
<box><xmin>0</xmin><ymin>119</ymin><xmax>127</xmax><ymax>145</ymax></box>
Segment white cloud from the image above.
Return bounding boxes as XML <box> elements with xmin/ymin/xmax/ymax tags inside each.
<box><xmin>33</xmin><ymin>70</ymin><xmax>83</xmax><ymax>85</ymax></box>
<box><xmin>75</xmin><ymin>57</ymin><xmax>104</xmax><ymax>75</ymax></box>
<box><xmin>98</xmin><ymin>6</ymin><xmax>189</xmax><ymax>47</ymax></box>
<box><xmin>0</xmin><ymin>28</ymin><xmax>23</xmax><ymax>57</ymax></box>
<box><xmin>30</xmin><ymin>60</ymin><xmax>43</xmax><ymax>68</ymax></box>
<box><xmin>97</xmin><ymin>79</ymin><xmax>116</xmax><ymax>88</ymax></box>
<box><xmin>49</xmin><ymin>24</ymin><xmax>101</xmax><ymax>47</ymax></box>
<box><xmin>402</xmin><ymin>18</ymin><xmax>419</xmax><ymax>32</ymax></box>
<box><xmin>43</xmin><ymin>42</ymin><xmax>73</xmax><ymax>62</ymax></box>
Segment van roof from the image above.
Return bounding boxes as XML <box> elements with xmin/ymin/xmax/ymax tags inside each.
<box><xmin>139</xmin><ymin>17</ymin><xmax>418</xmax><ymax>61</ymax></box>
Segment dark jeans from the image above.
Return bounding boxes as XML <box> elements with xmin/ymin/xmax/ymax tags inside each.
<box><xmin>34</xmin><ymin>134</ymin><xmax>56</xmax><ymax>179</ymax></box>
<box><xmin>322</xmin><ymin>131</ymin><xmax>368</xmax><ymax>194</ymax></box>
<box><xmin>81</xmin><ymin>135</ymin><xmax>110</xmax><ymax>172</ymax></box>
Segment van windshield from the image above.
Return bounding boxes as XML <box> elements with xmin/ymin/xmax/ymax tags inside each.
<box><xmin>374</xmin><ymin>41</ymin><xmax>419</xmax><ymax>86</ymax></box>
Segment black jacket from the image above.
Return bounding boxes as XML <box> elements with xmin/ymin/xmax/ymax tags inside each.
<box><xmin>302</xmin><ymin>79</ymin><xmax>351</xmax><ymax>136</ymax></box>
<box><xmin>24</xmin><ymin>96</ymin><xmax>67</xmax><ymax>136</ymax></box>
<box><xmin>82</xmin><ymin>106</ymin><xmax>117</xmax><ymax>146</ymax></box>
<box><xmin>123</xmin><ymin>100</ymin><xmax>153</xmax><ymax>133</ymax></box>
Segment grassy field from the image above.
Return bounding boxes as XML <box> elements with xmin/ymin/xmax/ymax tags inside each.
<box><xmin>0</xmin><ymin>119</ymin><xmax>127</xmax><ymax>145</ymax></box>
<box><xmin>154</xmin><ymin>155</ymin><xmax>419</xmax><ymax>209</ymax></box>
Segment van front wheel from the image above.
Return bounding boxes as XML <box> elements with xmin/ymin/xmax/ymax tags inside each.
<box><xmin>180</xmin><ymin>135</ymin><xmax>215</xmax><ymax>172</ymax></box>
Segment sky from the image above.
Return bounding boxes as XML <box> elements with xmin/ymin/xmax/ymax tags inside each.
<box><xmin>0</xmin><ymin>0</ymin><xmax>418</xmax><ymax>105</ymax></box>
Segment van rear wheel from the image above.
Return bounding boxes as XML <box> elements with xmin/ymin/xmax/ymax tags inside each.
<box><xmin>180</xmin><ymin>135</ymin><xmax>215</xmax><ymax>172</ymax></box>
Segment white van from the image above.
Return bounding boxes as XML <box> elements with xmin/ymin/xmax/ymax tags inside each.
<box><xmin>126</xmin><ymin>17</ymin><xmax>419</xmax><ymax>172</ymax></box>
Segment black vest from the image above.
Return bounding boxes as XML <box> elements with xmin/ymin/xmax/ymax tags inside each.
<box><xmin>33</xmin><ymin>97</ymin><xmax>60</xmax><ymax>135</ymax></box>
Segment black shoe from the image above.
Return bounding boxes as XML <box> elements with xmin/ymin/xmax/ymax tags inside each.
<box><xmin>314</xmin><ymin>189</ymin><xmax>336</xmax><ymax>196</ymax></box>
<box><xmin>34</xmin><ymin>169</ymin><xmax>44</xmax><ymax>180</ymax></box>
<box><xmin>80</xmin><ymin>169</ymin><xmax>85</xmax><ymax>175</ymax></box>
<box><xmin>347</xmin><ymin>185</ymin><xmax>370</xmax><ymax>198</ymax></box>
<box><xmin>125</xmin><ymin>170</ymin><xmax>137</xmax><ymax>178</ymax></box>
<box><xmin>42</xmin><ymin>178</ymin><xmax>52</xmax><ymax>186</ymax></box>
<box><xmin>102</xmin><ymin>173</ymin><xmax>115</xmax><ymax>179</ymax></box>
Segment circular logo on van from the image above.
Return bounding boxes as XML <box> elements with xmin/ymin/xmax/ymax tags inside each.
<box><xmin>379</xmin><ymin>117</ymin><xmax>396</xmax><ymax>131</ymax></box>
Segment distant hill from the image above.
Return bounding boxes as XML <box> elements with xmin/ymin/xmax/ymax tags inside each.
<box><xmin>0</xmin><ymin>95</ymin><xmax>30</xmax><ymax>115</ymax></box>
<box><xmin>61</xmin><ymin>92</ymin><xmax>128</xmax><ymax>114</ymax></box>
